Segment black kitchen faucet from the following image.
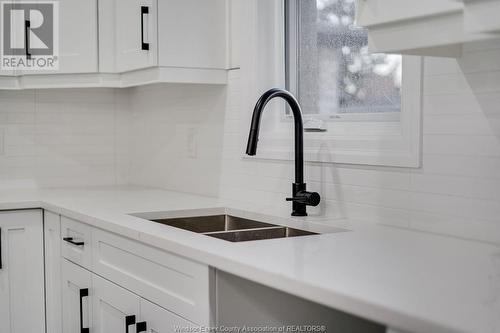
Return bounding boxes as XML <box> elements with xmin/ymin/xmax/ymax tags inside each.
<box><xmin>246</xmin><ymin>88</ymin><xmax>320</xmax><ymax>216</ymax></box>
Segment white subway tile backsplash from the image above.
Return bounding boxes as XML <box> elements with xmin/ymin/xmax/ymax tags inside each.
<box><xmin>423</xmin><ymin>135</ymin><xmax>500</xmax><ymax>157</ymax></box>
<box><xmin>424</xmin><ymin>71</ymin><xmax>500</xmax><ymax>95</ymax></box>
<box><xmin>127</xmin><ymin>84</ymin><xmax>226</xmax><ymax>197</ymax></box>
<box><xmin>321</xmin><ymin>183</ymin><xmax>412</xmax><ymax>211</ymax></box>
<box><xmin>410</xmin><ymin>173</ymin><xmax>500</xmax><ymax>201</ymax></box>
<box><xmin>423</xmin><ymin>114</ymin><xmax>500</xmax><ymax>135</ymax></box>
<box><xmin>0</xmin><ymin>88</ymin><xmax>127</xmax><ymax>188</ymax></box>
<box><xmin>410</xmin><ymin>191</ymin><xmax>500</xmax><ymax>223</ymax></box>
<box><xmin>419</xmin><ymin>155</ymin><xmax>500</xmax><ymax>180</ymax></box>
<box><xmin>409</xmin><ymin>211</ymin><xmax>500</xmax><ymax>245</ymax></box>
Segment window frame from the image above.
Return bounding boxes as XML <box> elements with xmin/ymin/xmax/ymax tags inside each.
<box><xmin>242</xmin><ymin>0</ymin><xmax>422</xmax><ymax>168</ymax></box>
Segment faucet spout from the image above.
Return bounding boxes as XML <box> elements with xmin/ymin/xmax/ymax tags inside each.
<box><xmin>246</xmin><ymin>88</ymin><xmax>320</xmax><ymax>216</ymax></box>
<box><xmin>246</xmin><ymin>88</ymin><xmax>304</xmax><ymax>184</ymax></box>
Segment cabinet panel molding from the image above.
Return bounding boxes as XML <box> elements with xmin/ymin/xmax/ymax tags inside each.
<box><xmin>45</xmin><ymin>211</ymin><xmax>63</xmax><ymax>333</ymax></box>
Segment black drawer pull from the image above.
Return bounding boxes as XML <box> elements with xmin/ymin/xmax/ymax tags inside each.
<box><xmin>137</xmin><ymin>321</ymin><xmax>147</xmax><ymax>332</ymax></box>
<box><xmin>79</xmin><ymin>288</ymin><xmax>89</xmax><ymax>333</ymax></box>
<box><xmin>63</xmin><ymin>237</ymin><xmax>84</xmax><ymax>246</ymax></box>
<box><xmin>125</xmin><ymin>315</ymin><xmax>136</xmax><ymax>333</ymax></box>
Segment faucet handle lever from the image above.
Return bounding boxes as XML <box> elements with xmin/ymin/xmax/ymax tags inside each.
<box><xmin>286</xmin><ymin>191</ymin><xmax>321</xmax><ymax>207</ymax></box>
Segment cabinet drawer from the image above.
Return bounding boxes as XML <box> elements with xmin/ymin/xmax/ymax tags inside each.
<box><xmin>92</xmin><ymin>228</ymin><xmax>213</xmax><ymax>325</ymax></box>
<box><xmin>61</xmin><ymin>216</ymin><xmax>93</xmax><ymax>269</ymax></box>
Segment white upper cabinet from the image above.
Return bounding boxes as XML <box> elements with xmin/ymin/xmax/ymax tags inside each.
<box><xmin>158</xmin><ymin>0</ymin><xmax>228</xmax><ymax>70</ymax></box>
<box><xmin>462</xmin><ymin>0</ymin><xmax>500</xmax><ymax>35</ymax></box>
<box><xmin>55</xmin><ymin>0</ymin><xmax>98</xmax><ymax>73</ymax></box>
<box><xmin>0</xmin><ymin>0</ymin><xmax>24</xmax><ymax>78</ymax></box>
<box><xmin>99</xmin><ymin>0</ymin><xmax>158</xmax><ymax>73</ymax></box>
<box><xmin>98</xmin><ymin>0</ymin><xmax>228</xmax><ymax>78</ymax></box>
<box><xmin>0</xmin><ymin>0</ymin><xmax>229</xmax><ymax>89</ymax></box>
<box><xmin>355</xmin><ymin>0</ymin><xmax>500</xmax><ymax>57</ymax></box>
<box><xmin>4</xmin><ymin>0</ymin><xmax>98</xmax><ymax>76</ymax></box>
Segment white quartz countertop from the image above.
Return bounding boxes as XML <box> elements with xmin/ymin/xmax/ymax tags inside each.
<box><xmin>0</xmin><ymin>186</ymin><xmax>498</xmax><ymax>333</ymax></box>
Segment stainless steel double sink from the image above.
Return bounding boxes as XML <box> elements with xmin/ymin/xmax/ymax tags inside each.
<box><xmin>148</xmin><ymin>214</ymin><xmax>317</xmax><ymax>242</ymax></box>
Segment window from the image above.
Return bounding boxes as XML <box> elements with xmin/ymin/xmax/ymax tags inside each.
<box><xmin>243</xmin><ymin>0</ymin><xmax>422</xmax><ymax>167</ymax></box>
<box><xmin>286</xmin><ymin>0</ymin><xmax>403</xmax><ymax>119</ymax></box>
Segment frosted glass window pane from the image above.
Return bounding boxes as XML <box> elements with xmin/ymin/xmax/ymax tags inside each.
<box><xmin>293</xmin><ymin>0</ymin><xmax>402</xmax><ymax>115</ymax></box>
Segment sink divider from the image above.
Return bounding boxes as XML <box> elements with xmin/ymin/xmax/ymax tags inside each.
<box><xmin>201</xmin><ymin>226</ymin><xmax>285</xmax><ymax>235</ymax></box>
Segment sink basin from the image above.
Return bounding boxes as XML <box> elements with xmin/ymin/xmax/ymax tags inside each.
<box><xmin>205</xmin><ymin>226</ymin><xmax>316</xmax><ymax>242</ymax></box>
<box><xmin>152</xmin><ymin>215</ymin><xmax>274</xmax><ymax>233</ymax></box>
<box><xmin>140</xmin><ymin>214</ymin><xmax>319</xmax><ymax>242</ymax></box>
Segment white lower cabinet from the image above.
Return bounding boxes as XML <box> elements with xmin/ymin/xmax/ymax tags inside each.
<box><xmin>59</xmin><ymin>215</ymin><xmax>209</xmax><ymax>333</ymax></box>
<box><xmin>92</xmin><ymin>273</ymin><xmax>141</xmax><ymax>333</ymax></box>
<box><xmin>0</xmin><ymin>210</ymin><xmax>45</xmax><ymax>333</ymax></box>
<box><xmin>62</xmin><ymin>258</ymin><xmax>199</xmax><ymax>333</ymax></box>
<box><xmin>141</xmin><ymin>297</ymin><xmax>196</xmax><ymax>333</ymax></box>
<box><xmin>61</xmin><ymin>259</ymin><xmax>92</xmax><ymax>333</ymax></box>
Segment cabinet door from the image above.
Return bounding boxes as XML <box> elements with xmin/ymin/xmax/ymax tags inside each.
<box><xmin>140</xmin><ymin>298</ymin><xmax>197</xmax><ymax>333</ymax></box>
<box><xmin>0</xmin><ymin>0</ymin><xmax>23</xmax><ymax>77</ymax></box>
<box><xmin>93</xmin><ymin>273</ymin><xmax>141</xmax><ymax>333</ymax></box>
<box><xmin>16</xmin><ymin>0</ymin><xmax>98</xmax><ymax>75</ymax></box>
<box><xmin>99</xmin><ymin>0</ymin><xmax>158</xmax><ymax>73</ymax></box>
<box><xmin>61</xmin><ymin>259</ymin><xmax>92</xmax><ymax>333</ymax></box>
<box><xmin>0</xmin><ymin>210</ymin><xmax>45</xmax><ymax>333</ymax></box>
<box><xmin>55</xmin><ymin>0</ymin><xmax>98</xmax><ymax>73</ymax></box>
<box><xmin>158</xmin><ymin>0</ymin><xmax>227</xmax><ymax>69</ymax></box>
<box><xmin>45</xmin><ymin>211</ymin><xmax>62</xmax><ymax>333</ymax></box>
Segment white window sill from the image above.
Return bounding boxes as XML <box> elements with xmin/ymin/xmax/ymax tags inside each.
<box><xmin>244</xmin><ymin>144</ymin><xmax>420</xmax><ymax>168</ymax></box>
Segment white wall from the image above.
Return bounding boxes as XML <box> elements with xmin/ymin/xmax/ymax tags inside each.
<box><xmin>0</xmin><ymin>88</ymin><xmax>129</xmax><ymax>188</ymax></box>
<box><xmin>219</xmin><ymin>40</ymin><xmax>500</xmax><ymax>245</ymax></box>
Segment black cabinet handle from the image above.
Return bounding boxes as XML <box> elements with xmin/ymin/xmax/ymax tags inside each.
<box><xmin>125</xmin><ymin>315</ymin><xmax>136</xmax><ymax>333</ymax></box>
<box><xmin>25</xmin><ymin>20</ymin><xmax>31</xmax><ymax>59</ymax></box>
<box><xmin>79</xmin><ymin>289</ymin><xmax>89</xmax><ymax>333</ymax></box>
<box><xmin>136</xmin><ymin>321</ymin><xmax>147</xmax><ymax>332</ymax></box>
<box><xmin>63</xmin><ymin>237</ymin><xmax>85</xmax><ymax>246</ymax></box>
<box><xmin>141</xmin><ymin>6</ymin><xmax>150</xmax><ymax>50</ymax></box>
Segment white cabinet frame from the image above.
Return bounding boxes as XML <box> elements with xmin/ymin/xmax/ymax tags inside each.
<box><xmin>355</xmin><ymin>0</ymin><xmax>500</xmax><ymax>57</ymax></box>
